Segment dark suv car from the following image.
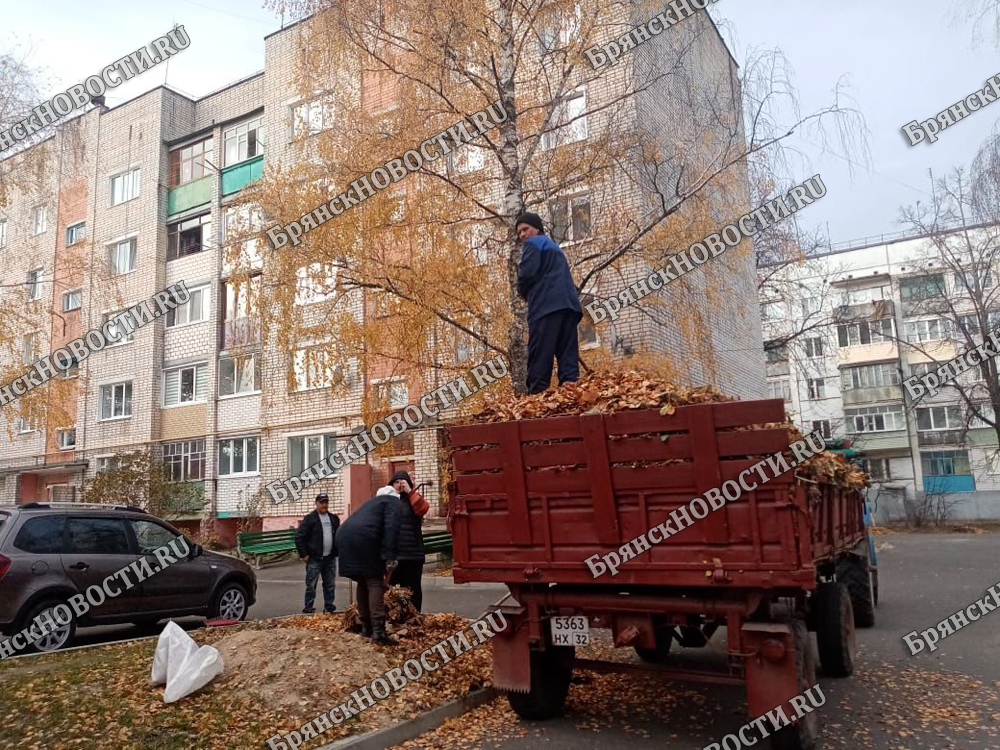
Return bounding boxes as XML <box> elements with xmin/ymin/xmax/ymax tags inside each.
<box><xmin>0</xmin><ymin>503</ymin><xmax>257</xmax><ymax>653</ymax></box>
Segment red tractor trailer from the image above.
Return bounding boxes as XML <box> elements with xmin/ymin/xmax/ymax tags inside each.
<box><xmin>447</xmin><ymin>398</ymin><xmax>876</xmax><ymax>750</ymax></box>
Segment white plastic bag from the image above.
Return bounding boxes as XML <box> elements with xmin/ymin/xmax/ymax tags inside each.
<box><xmin>149</xmin><ymin>620</ymin><xmax>224</xmax><ymax>703</ymax></box>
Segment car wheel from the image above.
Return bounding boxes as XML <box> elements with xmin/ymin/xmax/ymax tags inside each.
<box><xmin>210</xmin><ymin>582</ymin><xmax>249</xmax><ymax>621</ymax></box>
<box><xmin>23</xmin><ymin>600</ymin><xmax>76</xmax><ymax>654</ymax></box>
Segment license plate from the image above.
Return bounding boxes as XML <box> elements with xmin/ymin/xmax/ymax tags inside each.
<box><xmin>550</xmin><ymin>615</ymin><xmax>589</xmax><ymax>646</ymax></box>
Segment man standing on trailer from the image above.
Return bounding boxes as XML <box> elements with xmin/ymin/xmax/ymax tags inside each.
<box><xmin>515</xmin><ymin>211</ymin><xmax>583</xmax><ymax>394</ymax></box>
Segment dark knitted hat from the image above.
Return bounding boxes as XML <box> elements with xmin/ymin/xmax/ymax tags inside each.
<box><xmin>390</xmin><ymin>470</ymin><xmax>413</xmax><ymax>488</ymax></box>
<box><xmin>515</xmin><ymin>212</ymin><xmax>544</xmax><ymax>233</ymax></box>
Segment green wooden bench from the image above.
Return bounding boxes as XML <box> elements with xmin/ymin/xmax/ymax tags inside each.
<box><xmin>238</xmin><ymin>528</ymin><xmax>297</xmax><ymax>569</ymax></box>
<box><xmin>423</xmin><ymin>530</ymin><xmax>452</xmax><ymax>555</ymax></box>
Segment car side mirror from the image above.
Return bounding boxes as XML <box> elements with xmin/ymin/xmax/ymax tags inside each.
<box><xmin>190</xmin><ymin>542</ymin><xmax>203</xmax><ymax>559</ymax></box>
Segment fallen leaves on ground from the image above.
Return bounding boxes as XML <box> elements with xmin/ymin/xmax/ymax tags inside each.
<box><xmin>341</xmin><ymin>585</ymin><xmax>420</xmax><ymax>630</ymax></box>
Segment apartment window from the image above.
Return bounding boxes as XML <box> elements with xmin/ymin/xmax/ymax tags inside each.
<box><xmin>547</xmin><ymin>195</ymin><xmax>590</xmax><ymax>245</ymax></box>
<box><xmin>219</xmin><ymin>355</ymin><xmax>260</xmax><ymax>397</ymax></box>
<box><xmin>0</xmin><ymin>218</ymin><xmax>6</xmax><ymax>248</ymax></box>
<box><xmin>803</xmin><ymin>337</ymin><xmax>825</xmax><ymax>358</ymax></box>
<box><xmin>837</xmin><ymin>318</ymin><xmax>894</xmax><ymax>347</ymax></box>
<box><xmin>447</xmin><ymin>139</ymin><xmax>486</xmax><ymax>174</ymax></box>
<box><xmin>62</xmin><ymin>289</ymin><xmax>82</xmax><ymax>312</ymax></box>
<box><xmin>841</xmin><ymin>363</ymin><xmax>900</xmax><ymax>390</ymax></box>
<box><xmin>65</xmin><ymin>221</ymin><xmax>85</xmax><ymax>246</ymax></box>
<box><xmin>166</xmin><ymin>284</ymin><xmax>210</xmax><ymax>328</ymax></box>
<box><xmin>801</xmin><ymin>297</ymin><xmax>821</xmax><ymax>317</ymax></box>
<box><xmin>539</xmin><ymin>3</ymin><xmax>581</xmax><ymax>49</ymax></box>
<box><xmin>163</xmin><ymin>363</ymin><xmax>208</xmax><ymax>407</ymax></box>
<box><xmin>16</xmin><ymin>416</ymin><xmax>35</xmax><ymax>433</ymax></box>
<box><xmin>102</xmin><ymin>311</ymin><xmax>133</xmax><ymax>346</ymax></box>
<box><xmin>59</xmin><ymin>355</ymin><xmax>79</xmax><ymax>379</ymax></box>
<box><xmin>108</xmin><ymin>238</ymin><xmax>137</xmax><ymax>275</ymax></box>
<box><xmin>811</xmin><ymin>420</ymin><xmax>832</xmax><ymax>439</ymax></box>
<box><xmin>31</xmin><ymin>206</ymin><xmax>47</xmax><ymax>235</ymax></box>
<box><xmin>916</xmin><ymin>405</ymin><xmax>963</xmax><ymax>431</ymax></box>
<box><xmin>223</xmin><ymin>117</ymin><xmax>265</xmax><ymax>166</ymax></box>
<box><xmin>167</xmin><ymin>214</ymin><xmax>212</xmax><ymax>260</ymax></box>
<box><xmin>218</xmin><ymin>436</ymin><xmax>259</xmax><ymax>476</ymax></box>
<box><xmin>168</xmin><ymin>138</ymin><xmax>213</xmax><ymax>187</ymax></box>
<box><xmin>224</xmin><ymin>275</ymin><xmax>260</xmax><ymax>320</ymax></box>
<box><xmin>26</xmin><ymin>269</ymin><xmax>42</xmax><ymax>300</ymax></box>
<box><xmin>842</xmin><ymin>285</ymin><xmax>892</xmax><ymax>305</ymax></box>
<box><xmin>764</xmin><ymin>342</ymin><xmax>788</xmax><ymax>363</ymax></box>
<box><xmin>954</xmin><ymin>268</ymin><xmax>994</xmax><ymax>293</ymax></box>
<box><xmin>900</xmin><ymin>274</ymin><xmax>945</xmax><ymax>301</ymax></box>
<box><xmin>288</xmin><ymin>434</ymin><xmax>338</xmax><ymax>476</ymax></box>
<box><xmin>21</xmin><ymin>333</ymin><xmax>35</xmax><ymax>366</ymax></box>
<box><xmin>921</xmin><ymin>450</ymin><xmax>970</xmax><ymax>476</ymax></box>
<box><xmin>223</xmin><ymin>205</ymin><xmax>263</xmax><ymax>241</ymax></box>
<box><xmin>163</xmin><ymin>439</ymin><xmax>206</xmax><ymax>481</ymax></box>
<box><xmin>542</xmin><ymin>87</ymin><xmax>587</xmax><ymax>150</ymax></box>
<box><xmin>905</xmin><ymin>318</ymin><xmax>950</xmax><ymax>343</ymax></box>
<box><xmin>96</xmin><ymin>456</ymin><xmax>121</xmax><ymax>473</ymax></box>
<box><xmin>296</xmin><ymin>263</ymin><xmax>338</xmax><ymax>305</ymax></box>
<box><xmin>293</xmin><ymin>95</ymin><xmax>335</xmax><ymax>138</ymax></box>
<box><xmin>293</xmin><ymin>348</ymin><xmax>338</xmax><ymax>392</ymax></box>
<box><xmin>760</xmin><ymin>301</ymin><xmax>787</xmax><ymax>321</ymax></box>
<box><xmin>767</xmin><ymin>379</ymin><xmax>791</xmax><ymax>401</ymax></box>
<box><xmin>375</xmin><ymin>378</ymin><xmax>408</xmax><ymax>408</ymax></box>
<box><xmin>110</xmin><ymin>168</ymin><xmax>140</xmax><ymax>206</ymax></box>
<box><xmin>956</xmin><ymin>311</ymin><xmax>1000</xmax><ymax>337</ymax></box>
<box><xmin>807</xmin><ymin>378</ymin><xmax>829</xmax><ymax>400</ymax></box>
<box><xmin>99</xmin><ymin>381</ymin><xmax>133</xmax><ymax>420</ymax></box>
<box><xmin>858</xmin><ymin>458</ymin><xmax>891</xmax><ymax>481</ymax></box>
<box><xmin>969</xmin><ymin>404</ymin><xmax>995</xmax><ymax>429</ymax></box>
<box><xmin>57</xmin><ymin>429</ymin><xmax>76</xmax><ymax>451</ymax></box>
<box><xmin>845</xmin><ymin>405</ymin><xmax>905</xmax><ymax>433</ymax></box>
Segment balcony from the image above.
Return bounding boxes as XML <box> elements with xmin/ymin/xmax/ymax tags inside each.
<box><xmin>847</xmin><ymin>431</ymin><xmax>910</xmax><ymax>451</ymax></box>
<box><xmin>917</xmin><ymin>429</ymin><xmax>964</xmax><ymax>447</ymax></box>
<box><xmin>834</xmin><ymin>299</ymin><xmax>894</xmax><ymax>323</ymax></box>
<box><xmin>841</xmin><ymin>385</ymin><xmax>903</xmax><ymax>407</ymax></box>
<box><xmin>167</xmin><ymin>175</ymin><xmax>212</xmax><ymax>216</ymax></box>
<box><xmin>837</xmin><ymin>341</ymin><xmax>898</xmax><ymax>366</ymax></box>
<box><xmin>221</xmin><ymin>155</ymin><xmax>264</xmax><ymax>196</ymax></box>
<box><xmin>222</xmin><ymin>316</ymin><xmax>261</xmax><ymax>350</ymax></box>
<box><xmin>766</xmin><ymin>360</ymin><xmax>790</xmax><ymax>377</ymax></box>
<box><xmin>922</xmin><ymin>474</ymin><xmax>975</xmax><ymax>493</ymax></box>
<box><xmin>901</xmin><ymin>296</ymin><xmax>950</xmax><ymax>317</ymax></box>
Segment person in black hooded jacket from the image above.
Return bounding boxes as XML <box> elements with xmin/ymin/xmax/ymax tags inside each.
<box><xmin>386</xmin><ymin>471</ymin><xmax>427</xmax><ymax>611</ymax></box>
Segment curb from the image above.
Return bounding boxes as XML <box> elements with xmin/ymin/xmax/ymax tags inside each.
<box><xmin>316</xmin><ymin>687</ymin><xmax>498</xmax><ymax>750</ymax></box>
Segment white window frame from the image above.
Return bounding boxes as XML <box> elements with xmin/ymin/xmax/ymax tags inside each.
<box><xmin>21</xmin><ymin>332</ymin><xmax>36</xmax><ymax>366</ymax></box>
<box><xmin>165</xmin><ymin>284</ymin><xmax>210</xmax><ymax>329</ymax></box>
<box><xmin>217</xmin><ymin>436</ymin><xmax>260</xmax><ymax>477</ymax></box>
<box><xmin>295</xmin><ymin>263</ymin><xmax>338</xmax><ymax>305</ymax></box>
<box><xmin>541</xmin><ymin>86</ymin><xmax>588</xmax><ymax>150</ymax></box>
<box><xmin>916</xmin><ymin>405</ymin><xmax>963</xmax><ymax>432</ymax></box>
<box><xmin>845</xmin><ymin>405</ymin><xmax>906</xmax><ymax>433</ymax></box>
<box><xmin>16</xmin><ymin>416</ymin><xmax>36</xmax><ymax>434</ymax></box>
<box><xmin>57</xmin><ymin>428</ymin><xmax>76</xmax><ymax>451</ymax></box>
<box><xmin>102</xmin><ymin>310</ymin><xmax>134</xmax><ymax>347</ymax></box>
<box><xmin>223</xmin><ymin>116</ymin><xmax>266</xmax><ymax>167</ymax></box>
<box><xmin>288</xmin><ymin>433</ymin><xmax>339</xmax><ymax>476</ymax></box>
<box><xmin>803</xmin><ymin>337</ymin><xmax>825</xmax><ymax>358</ymax></box>
<box><xmin>292</xmin><ymin>94</ymin><xmax>335</xmax><ymax>139</ymax></box>
<box><xmin>99</xmin><ymin>381</ymin><xmax>133</xmax><ymax>421</ymax></box>
<box><xmin>841</xmin><ymin>363</ymin><xmax>901</xmax><ymax>390</ymax></box>
<box><xmin>859</xmin><ymin>457</ymin><xmax>892</xmax><ymax>481</ymax></box>
<box><xmin>163</xmin><ymin>439</ymin><xmax>207</xmax><ymax>482</ymax></box>
<box><xmin>807</xmin><ymin>378</ymin><xmax>829</xmax><ymax>400</ymax></box>
<box><xmin>62</xmin><ymin>289</ymin><xmax>82</xmax><ymax>312</ymax></box>
<box><xmin>31</xmin><ymin>205</ymin><xmax>47</xmax><ymax>235</ymax></box>
<box><xmin>65</xmin><ymin>221</ymin><xmax>85</xmax><ymax>246</ymax></box>
<box><xmin>905</xmin><ymin>318</ymin><xmax>950</xmax><ymax>343</ymax></box>
<box><xmin>373</xmin><ymin>377</ymin><xmax>408</xmax><ymax>408</ymax></box>
<box><xmin>0</xmin><ymin>218</ymin><xmax>7</xmax><ymax>248</ymax></box>
<box><xmin>110</xmin><ymin>168</ymin><xmax>141</xmax><ymax>206</ymax></box>
<box><xmin>767</xmin><ymin>379</ymin><xmax>791</xmax><ymax>401</ymax></box>
<box><xmin>163</xmin><ymin>363</ymin><xmax>208</xmax><ymax>407</ymax></box>
<box><xmin>219</xmin><ymin>355</ymin><xmax>260</xmax><ymax>398</ymax></box>
<box><xmin>760</xmin><ymin>301</ymin><xmax>787</xmax><ymax>321</ymax></box>
<box><xmin>547</xmin><ymin>194</ymin><xmax>591</xmax><ymax>246</ymax></box>
<box><xmin>811</xmin><ymin>420</ymin><xmax>832</xmax><ymax>439</ymax></box>
<box><xmin>293</xmin><ymin>348</ymin><xmax>338</xmax><ymax>392</ymax></box>
<box><xmin>26</xmin><ymin>269</ymin><xmax>42</xmax><ymax>301</ymax></box>
<box><xmin>108</xmin><ymin>238</ymin><xmax>137</xmax><ymax>276</ymax></box>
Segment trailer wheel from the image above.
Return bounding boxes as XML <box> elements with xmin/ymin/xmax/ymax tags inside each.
<box><xmin>769</xmin><ymin>620</ymin><xmax>819</xmax><ymax>750</ymax></box>
<box><xmin>814</xmin><ymin>582</ymin><xmax>855</xmax><ymax>677</ymax></box>
<box><xmin>634</xmin><ymin>627</ymin><xmax>674</xmax><ymax>663</ymax></box>
<box><xmin>836</xmin><ymin>554</ymin><xmax>875</xmax><ymax>628</ymax></box>
<box><xmin>507</xmin><ymin>646</ymin><xmax>574</xmax><ymax>720</ymax></box>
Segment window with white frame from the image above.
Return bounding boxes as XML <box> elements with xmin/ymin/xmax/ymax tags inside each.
<box><xmin>969</xmin><ymin>403</ymin><xmax>995</xmax><ymax>429</ymax></box>
<box><xmin>760</xmin><ymin>301</ymin><xmax>787</xmax><ymax>321</ymax></box>
<box><xmin>288</xmin><ymin>434</ymin><xmax>338</xmax><ymax>476</ymax></box>
<box><xmin>99</xmin><ymin>381</ymin><xmax>133</xmax><ymax>420</ymax></box>
<box><xmin>16</xmin><ymin>416</ymin><xmax>35</xmax><ymax>433</ymax></box>
<box><xmin>65</xmin><ymin>221</ymin><xmax>85</xmax><ymax>246</ymax></box>
<box><xmin>921</xmin><ymin>450</ymin><xmax>971</xmax><ymax>476</ymax></box>
<box><xmin>21</xmin><ymin>333</ymin><xmax>35</xmax><ymax>366</ymax></box>
<box><xmin>0</xmin><ymin>218</ymin><xmax>7</xmax><ymax>247</ymax></box>
<box><xmin>954</xmin><ymin>268</ymin><xmax>994</xmax><ymax>293</ymax></box>
<box><xmin>845</xmin><ymin>405</ymin><xmax>906</xmax><ymax>433</ymax></box>
<box><xmin>905</xmin><ymin>318</ymin><xmax>950</xmax><ymax>343</ymax></box>
<box><xmin>108</xmin><ymin>238</ymin><xmax>136</xmax><ymax>275</ymax></box>
<box><xmin>547</xmin><ymin>195</ymin><xmax>590</xmax><ymax>245</ymax></box>
<box><xmin>293</xmin><ymin>95</ymin><xmax>335</xmax><ymax>138</ymax></box>
<box><xmin>541</xmin><ymin>87</ymin><xmax>587</xmax><ymax>150</ymax></box>
<box><xmin>166</xmin><ymin>284</ymin><xmax>210</xmax><ymax>328</ymax></box>
<box><xmin>293</xmin><ymin>348</ymin><xmax>338</xmax><ymax>391</ymax></box>
<box><xmin>841</xmin><ymin>363</ymin><xmax>900</xmax><ymax>390</ymax></box>
<box><xmin>448</xmin><ymin>140</ymin><xmax>487</xmax><ymax>173</ymax></box>
<box><xmin>223</xmin><ymin>117</ymin><xmax>266</xmax><ymax>166</ymax></box>
<box><xmin>31</xmin><ymin>206</ymin><xmax>47</xmax><ymax>235</ymax></box>
<box><xmin>224</xmin><ymin>275</ymin><xmax>260</xmax><ymax>320</ymax></box>
<box><xmin>62</xmin><ymin>289</ymin><xmax>82</xmax><ymax>312</ymax></box>
<box><xmin>800</xmin><ymin>297</ymin><xmax>821</xmax><ymax>317</ymax></box>
<box><xmin>767</xmin><ymin>379</ymin><xmax>791</xmax><ymax>401</ymax></box>
<box><xmin>163</xmin><ymin>439</ymin><xmax>206</xmax><ymax>481</ymax></box>
<box><xmin>219</xmin><ymin>355</ymin><xmax>260</xmax><ymax>397</ymax></box>
<box><xmin>803</xmin><ymin>337</ymin><xmax>825</xmax><ymax>358</ymax></box>
<box><xmin>96</xmin><ymin>456</ymin><xmax>121</xmax><ymax>473</ymax></box>
<box><xmin>57</xmin><ymin>428</ymin><xmax>76</xmax><ymax>450</ymax></box>
<box><xmin>956</xmin><ymin>311</ymin><xmax>1000</xmax><ymax>337</ymax></box>
<box><xmin>916</xmin><ymin>405</ymin><xmax>963</xmax><ymax>431</ymax></box>
<box><xmin>222</xmin><ymin>206</ymin><xmax>264</xmax><ymax>271</ymax></box>
<box><xmin>26</xmin><ymin>269</ymin><xmax>42</xmax><ymax>300</ymax></box>
<box><xmin>218</xmin><ymin>436</ymin><xmax>259</xmax><ymax>476</ymax></box>
<box><xmin>163</xmin><ymin>363</ymin><xmax>208</xmax><ymax>407</ymax></box>
<box><xmin>296</xmin><ymin>263</ymin><xmax>338</xmax><ymax>305</ymax></box>
<box><xmin>375</xmin><ymin>378</ymin><xmax>408</xmax><ymax>408</ymax></box>
<box><xmin>110</xmin><ymin>168</ymin><xmax>140</xmax><ymax>206</ymax></box>
<box><xmin>837</xmin><ymin>318</ymin><xmax>895</xmax><ymax>347</ymax></box>
<box><xmin>811</xmin><ymin>420</ymin><xmax>831</xmax><ymax>439</ymax></box>
<box><xmin>900</xmin><ymin>274</ymin><xmax>945</xmax><ymax>301</ymax></box>
<box><xmin>807</xmin><ymin>378</ymin><xmax>829</xmax><ymax>399</ymax></box>
<box><xmin>102</xmin><ymin>311</ymin><xmax>133</xmax><ymax>346</ymax></box>
<box><xmin>841</xmin><ymin>285</ymin><xmax>892</xmax><ymax>305</ymax></box>
<box><xmin>858</xmin><ymin>458</ymin><xmax>891</xmax><ymax>481</ymax></box>
<box><xmin>59</xmin><ymin>354</ymin><xmax>79</xmax><ymax>379</ymax></box>
<box><xmin>538</xmin><ymin>2</ymin><xmax>582</xmax><ymax>50</ymax></box>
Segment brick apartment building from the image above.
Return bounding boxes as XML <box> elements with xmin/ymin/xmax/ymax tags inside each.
<box><xmin>0</xmin><ymin>6</ymin><xmax>764</xmax><ymax>543</ymax></box>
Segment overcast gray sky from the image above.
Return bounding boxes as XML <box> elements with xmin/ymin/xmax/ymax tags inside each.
<box><xmin>5</xmin><ymin>0</ymin><xmax>999</xmax><ymax>246</ymax></box>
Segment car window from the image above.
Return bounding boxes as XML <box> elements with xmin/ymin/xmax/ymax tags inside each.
<box><xmin>13</xmin><ymin>516</ymin><xmax>65</xmax><ymax>554</ymax></box>
<box><xmin>129</xmin><ymin>519</ymin><xmax>181</xmax><ymax>555</ymax></box>
<box><xmin>66</xmin><ymin>517</ymin><xmax>130</xmax><ymax>555</ymax></box>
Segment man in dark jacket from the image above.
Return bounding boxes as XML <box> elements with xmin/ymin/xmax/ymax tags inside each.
<box><xmin>295</xmin><ymin>493</ymin><xmax>340</xmax><ymax>614</ymax></box>
<box><xmin>386</xmin><ymin>471</ymin><xmax>428</xmax><ymax>612</ymax></box>
<box><xmin>515</xmin><ymin>212</ymin><xmax>583</xmax><ymax>394</ymax></box>
<box><xmin>336</xmin><ymin>487</ymin><xmax>402</xmax><ymax>645</ymax></box>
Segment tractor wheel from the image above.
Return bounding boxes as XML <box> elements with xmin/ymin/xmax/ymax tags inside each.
<box><xmin>814</xmin><ymin>582</ymin><xmax>855</xmax><ymax>678</ymax></box>
<box><xmin>507</xmin><ymin>646</ymin><xmax>574</xmax><ymax>720</ymax></box>
<box><xmin>634</xmin><ymin>626</ymin><xmax>674</xmax><ymax>663</ymax></box>
<box><xmin>836</xmin><ymin>553</ymin><xmax>876</xmax><ymax>628</ymax></box>
<box><xmin>769</xmin><ymin>620</ymin><xmax>820</xmax><ymax>750</ymax></box>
